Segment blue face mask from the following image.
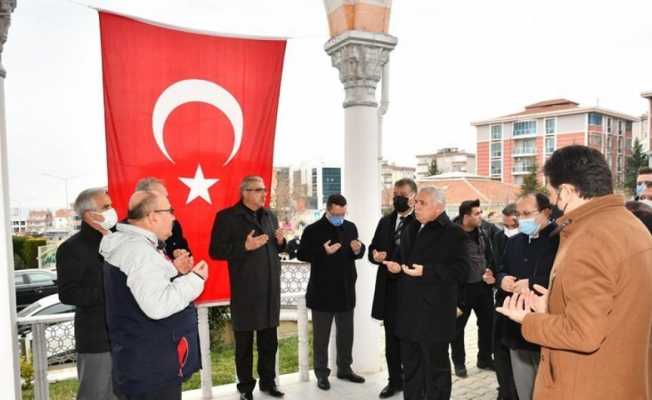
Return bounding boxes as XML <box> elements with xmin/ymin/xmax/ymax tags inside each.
<box><xmin>328</xmin><ymin>215</ymin><xmax>344</xmax><ymax>227</ymax></box>
<box><xmin>636</xmin><ymin>183</ymin><xmax>646</xmax><ymax>197</ymax></box>
<box><xmin>518</xmin><ymin>218</ymin><xmax>540</xmax><ymax>237</ymax></box>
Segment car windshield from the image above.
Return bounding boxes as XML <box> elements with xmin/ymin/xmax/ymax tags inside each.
<box><xmin>17</xmin><ymin>302</ymin><xmax>42</xmax><ymax>318</ymax></box>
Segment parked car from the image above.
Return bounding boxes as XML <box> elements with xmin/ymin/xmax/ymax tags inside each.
<box><xmin>15</xmin><ymin>269</ymin><xmax>58</xmax><ymax>311</ymax></box>
<box><xmin>17</xmin><ymin>293</ymin><xmax>76</xmax><ymax>365</ymax></box>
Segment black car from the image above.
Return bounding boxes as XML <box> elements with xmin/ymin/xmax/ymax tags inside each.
<box><xmin>15</xmin><ymin>269</ymin><xmax>58</xmax><ymax>311</ymax></box>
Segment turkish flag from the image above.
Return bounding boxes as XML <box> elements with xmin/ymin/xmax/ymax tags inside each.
<box><xmin>99</xmin><ymin>12</ymin><xmax>286</xmax><ymax>302</ymax></box>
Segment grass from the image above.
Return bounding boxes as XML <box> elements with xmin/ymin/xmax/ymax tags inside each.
<box><xmin>21</xmin><ymin>330</ymin><xmax>313</xmax><ymax>400</ymax></box>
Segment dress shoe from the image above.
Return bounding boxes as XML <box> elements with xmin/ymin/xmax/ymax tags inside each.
<box><xmin>317</xmin><ymin>377</ymin><xmax>331</xmax><ymax>390</ymax></box>
<box><xmin>379</xmin><ymin>384</ymin><xmax>403</xmax><ymax>398</ymax></box>
<box><xmin>260</xmin><ymin>386</ymin><xmax>285</xmax><ymax>397</ymax></box>
<box><xmin>454</xmin><ymin>365</ymin><xmax>468</xmax><ymax>378</ymax></box>
<box><xmin>239</xmin><ymin>392</ymin><xmax>253</xmax><ymax>400</ymax></box>
<box><xmin>337</xmin><ymin>371</ymin><xmax>366</xmax><ymax>383</ymax></box>
<box><xmin>477</xmin><ymin>359</ymin><xmax>496</xmax><ymax>371</ymax></box>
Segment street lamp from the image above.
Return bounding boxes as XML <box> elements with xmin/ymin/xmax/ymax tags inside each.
<box><xmin>41</xmin><ymin>173</ymin><xmax>81</xmax><ymax>208</ymax></box>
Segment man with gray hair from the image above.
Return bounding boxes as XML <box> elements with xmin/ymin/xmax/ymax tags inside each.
<box><xmin>383</xmin><ymin>187</ymin><xmax>469</xmax><ymax>400</ymax></box>
<box><xmin>101</xmin><ymin>190</ymin><xmax>208</xmax><ymax>399</ymax></box>
<box><xmin>209</xmin><ymin>176</ymin><xmax>286</xmax><ymax>400</ymax></box>
<box><xmin>56</xmin><ymin>187</ymin><xmax>119</xmax><ymax>399</ymax></box>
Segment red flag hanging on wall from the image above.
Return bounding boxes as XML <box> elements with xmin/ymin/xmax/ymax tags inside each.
<box><xmin>99</xmin><ymin>12</ymin><xmax>286</xmax><ymax>302</ymax></box>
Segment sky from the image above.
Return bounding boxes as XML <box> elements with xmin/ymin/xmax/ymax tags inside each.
<box><xmin>4</xmin><ymin>0</ymin><xmax>652</xmax><ymax>209</ymax></box>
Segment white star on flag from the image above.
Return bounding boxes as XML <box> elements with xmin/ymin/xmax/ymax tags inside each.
<box><xmin>179</xmin><ymin>165</ymin><xmax>219</xmax><ymax>204</ymax></box>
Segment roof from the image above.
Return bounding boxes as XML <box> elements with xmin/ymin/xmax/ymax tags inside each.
<box><xmin>472</xmin><ymin>99</ymin><xmax>639</xmax><ymax>126</ymax></box>
<box><xmin>417</xmin><ymin>175</ymin><xmax>520</xmax><ymax>205</ymax></box>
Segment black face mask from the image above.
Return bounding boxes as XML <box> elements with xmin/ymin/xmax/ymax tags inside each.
<box><xmin>393</xmin><ymin>196</ymin><xmax>410</xmax><ymax>213</ymax></box>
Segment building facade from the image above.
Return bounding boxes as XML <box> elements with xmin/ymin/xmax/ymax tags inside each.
<box><xmin>415</xmin><ymin>147</ymin><xmax>476</xmax><ymax>178</ymax></box>
<box><xmin>474</xmin><ymin>99</ymin><xmax>637</xmax><ymax>187</ymax></box>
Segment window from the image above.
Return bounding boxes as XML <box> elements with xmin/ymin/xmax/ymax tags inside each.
<box><xmin>545</xmin><ymin>136</ymin><xmax>555</xmax><ymax>153</ymax></box>
<box><xmin>607</xmin><ymin>118</ymin><xmax>612</xmax><ymax>133</ymax></box>
<box><xmin>490</xmin><ymin>142</ymin><xmax>502</xmax><ymax>158</ymax></box>
<box><xmin>589</xmin><ymin>134</ymin><xmax>603</xmax><ymax>147</ymax></box>
<box><xmin>28</xmin><ymin>272</ymin><xmax>55</xmax><ymax>285</ymax></box>
<box><xmin>513</xmin><ymin>121</ymin><xmax>536</xmax><ymax>136</ymax></box>
<box><xmin>491</xmin><ymin>160</ymin><xmax>501</xmax><ymax>176</ymax></box>
<box><xmin>35</xmin><ymin>303</ymin><xmax>75</xmax><ymax>316</ymax></box>
<box><xmin>14</xmin><ymin>274</ymin><xmax>27</xmax><ymax>285</ymax></box>
<box><xmin>626</xmin><ymin>121</ymin><xmax>633</xmax><ymax>131</ymax></box>
<box><xmin>588</xmin><ymin>113</ymin><xmax>603</xmax><ymax>126</ymax></box>
<box><xmin>617</xmin><ymin>155</ymin><xmax>623</xmax><ymax>172</ymax></box>
<box><xmin>618</xmin><ymin>120</ymin><xmax>623</xmax><ymax>135</ymax></box>
<box><xmin>513</xmin><ymin>139</ymin><xmax>536</xmax><ymax>155</ymax></box>
<box><xmin>491</xmin><ymin>125</ymin><xmax>502</xmax><ymax>140</ymax></box>
<box><xmin>618</xmin><ymin>137</ymin><xmax>624</xmax><ymax>153</ymax></box>
<box><xmin>545</xmin><ymin>118</ymin><xmax>556</xmax><ymax>134</ymax></box>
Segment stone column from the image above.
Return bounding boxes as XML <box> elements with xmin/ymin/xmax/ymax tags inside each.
<box><xmin>325</xmin><ymin>30</ymin><xmax>396</xmax><ymax>373</ymax></box>
<box><xmin>0</xmin><ymin>0</ymin><xmax>20</xmax><ymax>398</ymax></box>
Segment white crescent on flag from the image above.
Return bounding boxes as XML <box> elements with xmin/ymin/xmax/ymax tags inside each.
<box><xmin>151</xmin><ymin>79</ymin><xmax>244</xmax><ymax>165</ymax></box>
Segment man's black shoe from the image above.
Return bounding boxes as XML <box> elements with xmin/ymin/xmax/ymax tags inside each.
<box><xmin>317</xmin><ymin>377</ymin><xmax>331</xmax><ymax>390</ymax></box>
<box><xmin>260</xmin><ymin>386</ymin><xmax>285</xmax><ymax>397</ymax></box>
<box><xmin>477</xmin><ymin>359</ymin><xmax>496</xmax><ymax>371</ymax></box>
<box><xmin>379</xmin><ymin>384</ymin><xmax>403</xmax><ymax>398</ymax></box>
<box><xmin>337</xmin><ymin>371</ymin><xmax>366</xmax><ymax>383</ymax></box>
<box><xmin>240</xmin><ymin>392</ymin><xmax>253</xmax><ymax>400</ymax></box>
<box><xmin>454</xmin><ymin>365</ymin><xmax>468</xmax><ymax>378</ymax></box>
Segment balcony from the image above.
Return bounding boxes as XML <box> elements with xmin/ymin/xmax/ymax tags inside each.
<box><xmin>512</xmin><ymin>165</ymin><xmax>535</xmax><ymax>175</ymax></box>
<box><xmin>512</xmin><ymin>149</ymin><xmax>537</xmax><ymax>157</ymax></box>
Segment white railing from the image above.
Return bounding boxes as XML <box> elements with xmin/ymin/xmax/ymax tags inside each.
<box><xmin>17</xmin><ymin>260</ymin><xmax>312</xmax><ymax>400</ymax></box>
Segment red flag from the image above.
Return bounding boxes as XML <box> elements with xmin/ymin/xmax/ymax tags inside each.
<box><xmin>99</xmin><ymin>12</ymin><xmax>286</xmax><ymax>302</ymax></box>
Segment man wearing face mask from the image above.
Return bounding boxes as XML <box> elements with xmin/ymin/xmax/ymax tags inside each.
<box><xmin>638</xmin><ymin>182</ymin><xmax>652</xmax><ymax>209</ymax></box>
<box><xmin>56</xmin><ymin>188</ymin><xmax>120</xmax><ymax>400</ymax></box>
<box><xmin>490</xmin><ymin>203</ymin><xmax>519</xmax><ymax>400</ymax></box>
<box><xmin>635</xmin><ymin>167</ymin><xmax>652</xmax><ymax>200</ymax></box>
<box><xmin>497</xmin><ymin>145</ymin><xmax>652</xmax><ymax>400</ymax></box>
<box><xmin>495</xmin><ymin>193</ymin><xmax>558</xmax><ymax>400</ymax></box>
<box><xmin>368</xmin><ymin>178</ymin><xmax>417</xmax><ymax>398</ymax></box>
<box><xmin>298</xmin><ymin>194</ymin><xmax>366</xmax><ymax>390</ymax></box>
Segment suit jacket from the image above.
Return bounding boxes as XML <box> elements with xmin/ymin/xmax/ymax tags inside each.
<box><xmin>522</xmin><ymin>195</ymin><xmax>652</xmax><ymax>399</ymax></box>
<box><xmin>368</xmin><ymin>210</ymin><xmax>415</xmax><ymax>321</ymax></box>
<box><xmin>394</xmin><ymin>212</ymin><xmax>469</xmax><ymax>343</ymax></box>
<box><xmin>165</xmin><ymin>220</ymin><xmax>190</xmax><ymax>256</ymax></box>
<box><xmin>209</xmin><ymin>202</ymin><xmax>286</xmax><ymax>331</ymax></box>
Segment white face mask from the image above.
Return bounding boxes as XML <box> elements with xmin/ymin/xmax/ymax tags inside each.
<box><xmin>504</xmin><ymin>227</ymin><xmax>519</xmax><ymax>238</ymax></box>
<box><xmin>98</xmin><ymin>208</ymin><xmax>118</xmax><ymax>230</ymax></box>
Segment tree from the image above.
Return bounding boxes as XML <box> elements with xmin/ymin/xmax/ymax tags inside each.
<box><xmin>427</xmin><ymin>158</ymin><xmax>440</xmax><ymax>176</ymax></box>
<box><xmin>625</xmin><ymin>138</ymin><xmax>649</xmax><ymax>195</ymax></box>
<box><xmin>520</xmin><ymin>163</ymin><xmax>548</xmax><ymax>196</ymax></box>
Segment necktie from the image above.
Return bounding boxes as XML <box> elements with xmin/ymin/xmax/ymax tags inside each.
<box><xmin>394</xmin><ymin>216</ymin><xmax>406</xmax><ymax>246</ymax></box>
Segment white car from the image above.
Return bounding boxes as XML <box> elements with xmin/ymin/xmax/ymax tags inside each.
<box><xmin>18</xmin><ymin>294</ymin><xmax>76</xmax><ymax>365</ymax></box>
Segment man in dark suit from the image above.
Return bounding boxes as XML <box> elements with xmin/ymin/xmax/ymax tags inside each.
<box><xmin>368</xmin><ymin>178</ymin><xmax>417</xmax><ymax>398</ymax></box>
<box><xmin>297</xmin><ymin>194</ymin><xmax>366</xmax><ymax>390</ymax></box>
<box><xmin>209</xmin><ymin>176</ymin><xmax>286</xmax><ymax>400</ymax></box>
<box><xmin>491</xmin><ymin>204</ymin><xmax>520</xmax><ymax>400</ymax></box>
<box><xmin>383</xmin><ymin>187</ymin><xmax>469</xmax><ymax>400</ymax></box>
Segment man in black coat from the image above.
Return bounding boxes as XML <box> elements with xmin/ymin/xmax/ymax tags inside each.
<box><xmin>451</xmin><ymin>199</ymin><xmax>496</xmax><ymax>378</ymax></box>
<box><xmin>209</xmin><ymin>176</ymin><xmax>286</xmax><ymax>400</ymax></box>
<box><xmin>368</xmin><ymin>178</ymin><xmax>417</xmax><ymax>398</ymax></box>
<box><xmin>56</xmin><ymin>188</ymin><xmax>119</xmax><ymax>400</ymax></box>
<box><xmin>297</xmin><ymin>194</ymin><xmax>366</xmax><ymax>390</ymax></box>
<box><xmin>491</xmin><ymin>204</ymin><xmax>520</xmax><ymax>400</ymax></box>
<box><xmin>496</xmin><ymin>193</ymin><xmax>558</xmax><ymax>400</ymax></box>
<box><xmin>383</xmin><ymin>187</ymin><xmax>469</xmax><ymax>400</ymax></box>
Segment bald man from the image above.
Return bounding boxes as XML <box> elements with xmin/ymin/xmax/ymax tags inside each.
<box><xmin>100</xmin><ymin>191</ymin><xmax>208</xmax><ymax>400</ymax></box>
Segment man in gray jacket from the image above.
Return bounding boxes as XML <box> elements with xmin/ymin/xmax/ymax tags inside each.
<box><xmin>100</xmin><ymin>191</ymin><xmax>208</xmax><ymax>400</ymax></box>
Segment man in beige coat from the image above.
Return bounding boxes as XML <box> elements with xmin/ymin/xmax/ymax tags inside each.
<box><xmin>498</xmin><ymin>145</ymin><xmax>652</xmax><ymax>400</ymax></box>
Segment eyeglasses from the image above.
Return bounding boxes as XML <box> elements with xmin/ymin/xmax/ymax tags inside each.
<box><xmin>245</xmin><ymin>188</ymin><xmax>267</xmax><ymax>193</ymax></box>
<box><xmin>153</xmin><ymin>208</ymin><xmax>175</xmax><ymax>215</ymax></box>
